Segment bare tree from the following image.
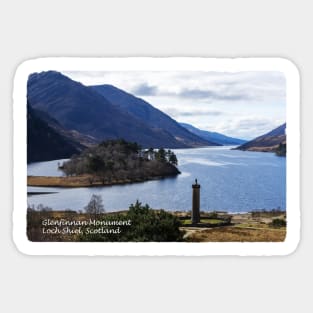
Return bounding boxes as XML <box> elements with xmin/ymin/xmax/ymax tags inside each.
<box><xmin>84</xmin><ymin>194</ymin><xmax>105</xmax><ymax>216</ymax></box>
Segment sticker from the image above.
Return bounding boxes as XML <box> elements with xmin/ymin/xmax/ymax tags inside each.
<box><xmin>13</xmin><ymin>57</ymin><xmax>300</xmax><ymax>255</ymax></box>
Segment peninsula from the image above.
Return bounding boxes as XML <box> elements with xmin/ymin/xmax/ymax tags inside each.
<box><xmin>27</xmin><ymin>139</ymin><xmax>180</xmax><ymax>188</ymax></box>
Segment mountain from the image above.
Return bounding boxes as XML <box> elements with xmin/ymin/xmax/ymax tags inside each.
<box><xmin>235</xmin><ymin>123</ymin><xmax>286</xmax><ymax>153</ymax></box>
<box><xmin>33</xmin><ymin>107</ymin><xmax>98</xmax><ymax>148</ymax></box>
<box><xmin>27</xmin><ymin>104</ymin><xmax>83</xmax><ymax>163</ymax></box>
<box><xmin>91</xmin><ymin>84</ymin><xmax>217</xmax><ymax>147</ymax></box>
<box><xmin>27</xmin><ymin>71</ymin><xmax>210</xmax><ymax>148</ymax></box>
<box><xmin>180</xmin><ymin>123</ymin><xmax>246</xmax><ymax>146</ymax></box>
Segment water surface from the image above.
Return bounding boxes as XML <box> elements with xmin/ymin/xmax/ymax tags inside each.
<box><xmin>27</xmin><ymin>147</ymin><xmax>286</xmax><ymax>213</ymax></box>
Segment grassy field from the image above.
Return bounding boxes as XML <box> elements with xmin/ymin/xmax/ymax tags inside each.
<box><xmin>182</xmin><ymin>211</ymin><xmax>286</xmax><ymax>242</ymax></box>
<box><xmin>27</xmin><ymin>209</ymin><xmax>286</xmax><ymax>242</ymax></box>
<box><xmin>180</xmin><ymin>218</ymin><xmax>225</xmax><ymax>226</ymax></box>
<box><xmin>184</xmin><ymin>226</ymin><xmax>286</xmax><ymax>242</ymax></box>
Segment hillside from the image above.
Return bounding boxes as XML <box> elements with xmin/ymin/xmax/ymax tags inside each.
<box><xmin>235</xmin><ymin>123</ymin><xmax>286</xmax><ymax>154</ymax></box>
<box><xmin>180</xmin><ymin>122</ymin><xmax>246</xmax><ymax>146</ymax></box>
<box><xmin>91</xmin><ymin>84</ymin><xmax>216</xmax><ymax>147</ymax></box>
<box><xmin>27</xmin><ymin>71</ymin><xmax>208</xmax><ymax>148</ymax></box>
<box><xmin>27</xmin><ymin>104</ymin><xmax>83</xmax><ymax>163</ymax></box>
<box><xmin>33</xmin><ymin>107</ymin><xmax>98</xmax><ymax>148</ymax></box>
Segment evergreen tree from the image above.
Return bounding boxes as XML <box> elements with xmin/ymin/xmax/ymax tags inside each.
<box><xmin>169</xmin><ymin>152</ymin><xmax>178</xmax><ymax>166</ymax></box>
<box><xmin>156</xmin><ymin>148</ymin><xmax>166</xmax><ymax>162</ymax></box>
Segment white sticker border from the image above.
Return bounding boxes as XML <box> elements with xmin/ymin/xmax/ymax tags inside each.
<box><xmin>13</xmin><ymin>57</ymin><xmax>300</xmax><ymax>256</ymax></box>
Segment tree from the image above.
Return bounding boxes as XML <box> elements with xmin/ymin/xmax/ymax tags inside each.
<box><xmin>275</xmin><ymin>142</ymin><xmax>286</xmax><ymax>156</ymax></box>
<box><xmin>84</xmin><ymin>194</ymin><xmax>105</xmax><ymax>215</ymax></box>
<box><xmin>105</xmin><ymin>160</ymin><xmax>114</xmax><ymax>183</ymax></box>
<box><xmin>124</xmin><ymin>200</ymin><xmax>184</xmax><ymax>241</ymax></box>
<box><xmin>166</xmin><ymin>149</ymin><xmax>171</xmax><ymax>162</ymax></box>
<box><xmin>61</xmin><ymin>140</ymin><xmax>180</xmax><ymax>184</ymax></box>
<box><xmin>156</xmin><ymin>148</ymin><xmax>166</xmax><ymax>162</ymax></box>
<box><xmin>80</xmin><ymin>200</ymin><xmax>184</xmax><ymax>242</ymax></box>
<box><xmin>169</xmin><ymin>152</ymin><xmax>178</xmax><ymax>166</ymax></box>
<box><xmin>270</xmin><ymin>218</ymin><xmax>286</xmax><ymax>228</ymax></box>
<box><xmin>88</xmin><ymin>155</ymin><xmax>105</xmax><ymax>173</ymax></box>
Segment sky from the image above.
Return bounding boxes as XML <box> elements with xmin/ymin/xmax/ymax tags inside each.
<box><xmin>63</xmin><ymin>71</ymin><xmax>286</xmax><ymax>140</ymax></box>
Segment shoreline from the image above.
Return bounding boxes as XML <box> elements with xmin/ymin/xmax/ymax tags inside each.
<box><xmin>233</xmin><ymin>145</ymin><xmax>286</xmax><ymax>156</ymax></box>
<box><xmin>27</xmin><ymin>173</ymin><xmax>179</xmax><ymax>188</ymax></box>
<box><xmin>27</xmin><ymin>191</ymin><xmax>58</xmax><ymax>196</ymax></box>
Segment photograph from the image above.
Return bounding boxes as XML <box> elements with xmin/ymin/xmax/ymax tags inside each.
<box><xmin>25</xmin><ymin>63</ymin><xmax>287</xmax><ymax>243</ymax></box>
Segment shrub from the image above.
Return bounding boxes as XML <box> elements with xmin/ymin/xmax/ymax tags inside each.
<box><xmin>207</xmin><ymin>211</ymin><xmax>218</xmax><ymax>219</ymax></box>
<box><xmin>80</xmin><ymin>200</ymin><xmax>184</xmax><ymax>242</ymax></box>
<box><xmin>270</xmin><ymin>218</ymin><xmax>287</xmax><ymax>228</ymax></box>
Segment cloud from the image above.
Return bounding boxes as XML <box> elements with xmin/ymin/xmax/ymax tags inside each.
<box><xmin>208</xmin><ymin>117</ymin><xmax>285</xmax><ymax>140</ymax></box>
<box><xmin>63</xmin><ymin>70</ymin><xmax>285</xmax><ymax>104</ymax></box>
<box><xmin>132</xmin><ymin>83</ymin><xmax>158</xmax><ymax>96</ymax></box>
<box><xmin>179</xmin><ymin>88</ymin><xmax>252</xmax><ymax>101</ymax></box>
<box><xmin>62</xmin><ymin>70</ymin><xmax>286</xmax><ymax>139</ymax></box>
<box><xmin>164</xmin><ymin>107</ymin><xmax>223</xmax><ymax>118</ymax></box>
<box><xmin>131</xmin><ymin>84</ymin><xmax>254</xmax><ymax>102</ymax></box>
<box><xmin>235</xmin><ymin>118</ymin><xmax>272</xmax><ymax>130</ymax></box>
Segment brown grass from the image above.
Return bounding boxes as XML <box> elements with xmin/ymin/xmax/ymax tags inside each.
<box><xmin>184</xmin><ymin>226</ymin><xmax>286</xmax><ymax>242</ymax></box>
<box><xmin>28</xmin><ymin>175</ymin><xmax>142</xmax><ymax>188</ymax></box>
<box><xmin>182</xmin><ymin>211</ymin><xmax>287</xmax><ymax>242</ymax></box>
<box><xmin>246</xmin><ymin>146</ymin><xmax>277</xmax><ymax>152</ymax></box>
<box><xmin>27</xmin><ymin>208</ymin><xmax>287</xmax><ymax>242</ymax></box>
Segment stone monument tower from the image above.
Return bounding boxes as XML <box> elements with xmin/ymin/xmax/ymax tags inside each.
<box><xmin>192</xmin><ymin>179</ymin><xmax>200</xmax><ymax>224</ymax></box>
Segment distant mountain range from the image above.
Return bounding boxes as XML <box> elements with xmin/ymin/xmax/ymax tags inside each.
<box><xmin>235</xmin><ymin>123</ymin><xmax>286</xmax><ymax>153</ymax></box>
<box><xmin>27</xmin><ymin>71</ymin><xmax>212</xmax><ymax>150</ymax></box>
<box><xmin>180</xmin><ymin>123</ymin><xmax>247</xmax><ymax>146</ymax></box>
<box><xmin>91</xmin><ymin>84</ymin><xmax>216</xmax><ymax>147</ymax></box>
<box><xmin>27</xmin><ymin>70</ymin><xmax>267</xmax><ymax>163</ymax></box>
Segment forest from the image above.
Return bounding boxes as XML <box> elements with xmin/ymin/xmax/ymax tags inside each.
<box><xmin>61</xmin><ymin>139</ymin><xmax>180</xmax><ymax>184</ymax></box>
